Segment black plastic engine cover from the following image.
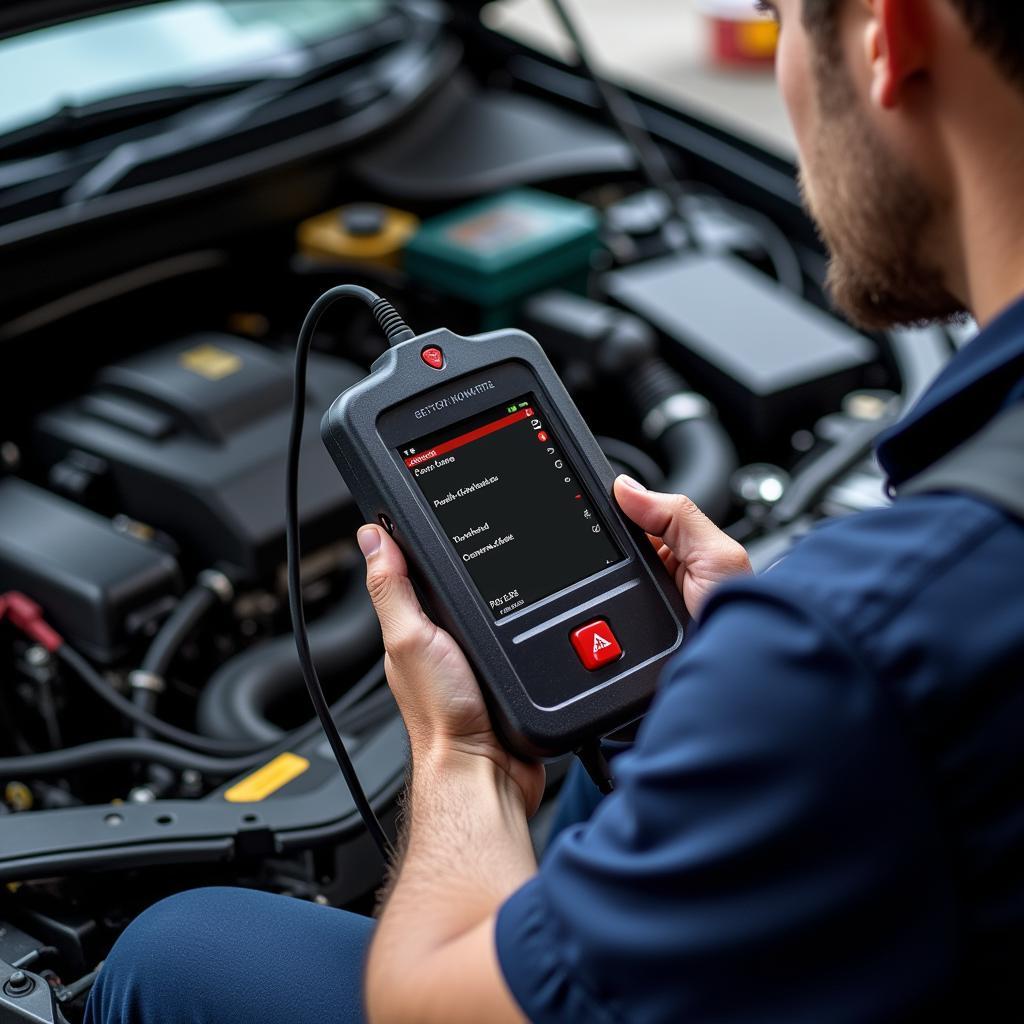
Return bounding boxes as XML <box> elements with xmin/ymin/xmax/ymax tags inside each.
<box><xmin>34</xmin><ymin>335</ymin><xmax>364</xmax><ymax>580</ymax></box>
<box><xmin>0</xmin><ymin>479</ymin><xmax>181</xmax><ymax>663</ymax></box>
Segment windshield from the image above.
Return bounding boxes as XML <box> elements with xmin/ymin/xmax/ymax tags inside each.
<box><xmin>0</xmin><ymin>0</ymin><xmax>387</xmax><ymax>137</ymax></box>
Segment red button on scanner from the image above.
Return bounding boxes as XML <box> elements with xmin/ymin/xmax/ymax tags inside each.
<box><xmin>421</xmin><ymin>346</ymin><xmax>445</xmax><ymax>369</ymax></box>
<box><xmin>570</xmin><ymin>619</ymin><xmax>623</xmax><ymax>671</ymax></box>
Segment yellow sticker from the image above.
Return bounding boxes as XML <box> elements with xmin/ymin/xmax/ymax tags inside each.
<box><xmin>224</xmin><ymin>753</ymin><xmax>310</xmax><ymax>803</ymax></box>
<box><xmin>179</xmin><ymin>344</ymin><xmax>243</xmax><ymax>380</ymax></box>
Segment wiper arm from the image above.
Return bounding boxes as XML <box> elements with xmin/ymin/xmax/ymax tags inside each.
<box><xmin>62</xmin><ymin>74</ymin><xmax>311</xmax><ymax>205</ymax></box>
<box><xmin>0</xmin><ymin>4</ymin><xmax>407</xmax><ymax>167</ymax></box>
<box><xmin>0</xmin><ymin>78</ymin><xmax>274</xmax><ymax>162</ymax></box>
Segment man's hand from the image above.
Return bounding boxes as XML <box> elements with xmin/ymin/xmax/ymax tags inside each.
<box><xmin>357</xmin><ymin>523</ymin><xmax>545</xmax><ymax>817</ymax></box>
<box><xmin>613</xmin><ymin>475</ymin><xmax>752</xmax><ymax>617</ymax></box>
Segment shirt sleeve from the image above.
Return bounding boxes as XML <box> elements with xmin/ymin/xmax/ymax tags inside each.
<box><xmin>496</xmin><ymin>581</ymin><xmax>958</xmax><ymax>1024</ymax></box>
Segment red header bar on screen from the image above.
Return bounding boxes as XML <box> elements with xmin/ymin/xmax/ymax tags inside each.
<box><xmin>404</xmin><ymin>408</ymin><xmax>531</xmax><ymax>468</ymax></box>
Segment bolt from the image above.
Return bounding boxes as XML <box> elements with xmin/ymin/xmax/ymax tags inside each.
<box><xmin>732</xmin><ymin>464</ymin><xmax>790</xmax><ymax>508</ymax></box>
<box><xmin>128</xmin><ymin>787</ymin><xmax>155</xmax><ymax>804</ymax></box>
<box><xmin>4</xmin><ymin>969</ymin><xmax>34</xmax><ymax>997</ymax></box>
<box><xmin>25</xmin><ymin>645</ymin><xmax>52</xmax><ymax>669</ymax></box>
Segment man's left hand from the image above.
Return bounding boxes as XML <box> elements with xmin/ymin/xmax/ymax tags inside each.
<box><xmin>357</xmin><ymin>523</ymin><xmax>545</xmax><ymax>817</ymax></box>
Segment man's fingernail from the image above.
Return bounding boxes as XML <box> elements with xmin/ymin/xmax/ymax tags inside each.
<box><xmin>357</xmin><ymin>525</ymin><xmax>381</xmax><ymax>558</ymax></box>
<box><xmin>618</xmin><ymin>474</ymin><xmax>646</xmax><ymax>492</ymax></box>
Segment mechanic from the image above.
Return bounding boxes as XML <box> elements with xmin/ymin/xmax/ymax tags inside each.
<box><xmin>85</xmin><ymin>0</ymin><xmax>1024</xmax><ymax>1021</ymax></box>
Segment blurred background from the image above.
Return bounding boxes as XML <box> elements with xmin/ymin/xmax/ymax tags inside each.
<box><xmin>483</xmin><ymin>0</ymin><xmax>792</xmax><ymax>154</ymax></box>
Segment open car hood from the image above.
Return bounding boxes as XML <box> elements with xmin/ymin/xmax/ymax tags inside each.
<box><xmin>0</xmin><ymin>1</ymin><xmax>147</xmax><ymax>40</ymax></box>
<box><xmin>0</xmin><ymin>0</ymin><xmax>482</xmax><ymax>42</ymax></box>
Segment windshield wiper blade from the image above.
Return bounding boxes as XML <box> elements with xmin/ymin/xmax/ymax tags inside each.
<box><xmin>0</xmin><ymin>4</ymin><xmax>408</xmax><ymax>164</ymax></box>
<box><xmin>60</xmin><ymin>10</ymin><xmax>411</xmax><ymax>207</ymax></box>
<box><xmin>0</xmin><ymin>79</ymin><xmax>273</xmax><ymax>161</ymax></box>
<box><xmin>62</xmin><ymin>74</ymin><xmax>317</xmax><ymax>205</ymax></box>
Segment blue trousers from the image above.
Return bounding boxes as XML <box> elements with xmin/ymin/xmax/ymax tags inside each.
<box><xmin>85</xmin><ymin>765</ymin><xmax>605</xmax><ymax>1024</ymax></box>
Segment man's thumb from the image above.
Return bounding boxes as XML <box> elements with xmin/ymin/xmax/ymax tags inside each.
<box><xmin>357</xmin><ymin>525</ymin><xmax>422</xmax><ymax>648</ymax></box>
<box><xmin>612</xmin><ymin>475</ymin><xmax>721</xmax><ymax>563</ymax></box>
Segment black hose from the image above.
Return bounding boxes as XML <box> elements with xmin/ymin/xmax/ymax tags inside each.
<box><xmin>197</xmin><ymin>575</ymin><xmax>379</xmax><ymax>743</ymax></box>
<box><xmin>625</xmin><ymin>357</ymin><xmax>738</xmax><ymax>523</ymax></box>
<box><xmin>0</xmin><ymin>659</ymin><xmax>386</xmax><ymax>782</ymax></box>
<box><xmin>141</xmin><ymin>584</ymin><xmax>218</xmax><ymax>678</ymax></box>
<box><xmin>57</xmin><ymin>646</ymin><xmax>266</xmax><ymax>756</ymax></box>
<box><xmin>659</xmin><ymin>419</ymin><xmax>738</xmax><ymax>524</ymax></box>
<box><xmin>133</xmin><ymin>582</ymin><xmax>219</xmax><ymax>740</ymax></box>
<box><xmin>596</xmin><ymin>436</ymin><xmax>666</xmax><ymax>490</ymax></box>
<box><xmin>0</xmin><ymin>737</ymin><xmax>264</xmax><ymax>780</ymax></box>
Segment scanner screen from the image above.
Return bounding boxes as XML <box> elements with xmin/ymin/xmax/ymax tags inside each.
<box><xmin>399</xmin><ymin>394</ymin><xmax>624</xmax><ymax>619</ymax></box>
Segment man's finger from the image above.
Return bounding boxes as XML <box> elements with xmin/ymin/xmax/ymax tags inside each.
<box><xmin>357</xmin><ymin>525</ymin><xmax>429</xmax><ymax>655</ymax></box>
<box><xmin>613</xmin><ymin>475</ymin><xmax>733</xmax><ymax>566</ymax></box>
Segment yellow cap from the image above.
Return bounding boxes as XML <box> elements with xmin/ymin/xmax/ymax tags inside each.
<box><xmin>297</xmin><ymin>204</ymin><xmax>420</xmax><ymax>268</ymax></box>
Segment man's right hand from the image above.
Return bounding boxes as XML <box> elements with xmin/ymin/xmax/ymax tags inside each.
<box><xmin>613</xmin><ymin>475</ymin><xmax>751</xmax><ymax>618</ymax></box>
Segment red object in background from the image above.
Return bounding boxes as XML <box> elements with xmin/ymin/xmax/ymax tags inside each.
<box><xmin>570</xmin><ymin>619</ymin><xmax>623</xmax><ymax>671</ymax></box>
<box><xmin>698</xmin><ymin>1</ymin><xmax>778</xmax><ymax>68</ymax></box>
<box><xmin>536</xmin><ymin>431</ymin><xmax>549</xmax><ymax>443</ymax></box>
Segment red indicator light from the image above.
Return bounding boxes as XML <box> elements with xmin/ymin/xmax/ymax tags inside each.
<box><xmin>421</xmin><ymin>347</ymin><xmax>444</xmax><ymax>369</ymax></box>
<box><xmin>536</xmin><ymin>431</ymin><xmax>548</xmax><ymax>443</ymax></box>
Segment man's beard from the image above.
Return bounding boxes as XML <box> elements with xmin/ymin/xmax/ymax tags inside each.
<box><xmin>799</xmin><ymin>63</ymin><xmax>965</xmax><ymax>330</ymax></box>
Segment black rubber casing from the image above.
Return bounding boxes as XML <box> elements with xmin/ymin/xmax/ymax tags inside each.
<box><xmin>322</xmin><ymin>327</ymin><xmax>687</xmax><ymax>758</ymax></box>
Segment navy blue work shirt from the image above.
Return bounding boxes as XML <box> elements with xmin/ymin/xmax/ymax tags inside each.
<box><xmin>496</xmin><ymin>297</ymin><xmax>1024</xmax><ymax>1023</ymax></box>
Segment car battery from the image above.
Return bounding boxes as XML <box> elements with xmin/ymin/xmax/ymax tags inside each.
<box><xmin>404</xmin><ymin>189</ymin><xmax>601</xmax><ymax>328</ymax></box>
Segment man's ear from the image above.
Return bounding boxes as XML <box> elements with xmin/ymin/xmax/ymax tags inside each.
<box><xmin>866</xmin><ymin>0</ymin><xmax>931</xmax><ymax>109</ymax></box>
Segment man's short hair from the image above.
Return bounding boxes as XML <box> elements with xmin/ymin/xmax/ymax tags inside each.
<box><xmin>802</xmin><ymin>0</ymin><xmax>1024</xmax><ymax>91</ymax></box>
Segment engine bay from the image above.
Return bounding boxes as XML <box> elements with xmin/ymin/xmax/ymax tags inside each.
<box><xmin>0</xmin><ymin>5</ymin><xmax>955</xmax><ymax>1018</ymax></box>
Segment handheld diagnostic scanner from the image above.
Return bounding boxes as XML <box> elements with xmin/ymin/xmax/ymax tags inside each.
<box><xmin>321</xmin><ymin>324</ymin><xmax>688</xmax><ymax>760</ymax></box>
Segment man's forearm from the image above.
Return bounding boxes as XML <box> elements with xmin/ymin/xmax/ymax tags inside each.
<box><xmin>365</xmin><ymin>747</ymin><xmax>537</xmax><ymax>1021</ymax></box>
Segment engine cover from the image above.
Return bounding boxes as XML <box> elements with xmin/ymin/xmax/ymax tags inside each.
<box><xmin>34</xmin><ymin>334</ymin><xmax>364</xmax><ymax>579</ymax></box>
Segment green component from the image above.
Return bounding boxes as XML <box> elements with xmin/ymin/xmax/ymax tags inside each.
<box><xmin>404</xmin><ymin>190</ymin><xmax>601</xmax><ymax>317</ymax></box>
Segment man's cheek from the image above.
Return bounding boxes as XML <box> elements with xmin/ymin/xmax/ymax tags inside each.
<box><xmin>776</xmin><ymin>24</ymin><xmax>815</xmax><ymax>162</ymax></box>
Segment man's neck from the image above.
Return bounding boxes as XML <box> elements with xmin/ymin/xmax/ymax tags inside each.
<box><xmin>941</xmin><ymin>71</ymin><xmax>1024</xmax><ymax>326</ymax></box>
<box><xmin>957</xmin><ymin>170</ymin><xmax>1024</xmax><ymax>328</ymax></box>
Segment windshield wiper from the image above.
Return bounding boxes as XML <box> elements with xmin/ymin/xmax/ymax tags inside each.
<box><xmin>0</xmin><ymin>5</ymin><xmax>407</xmax><ymax>164</ymax></box>
<box><xmin>0</xmin><ymin>79</ymin><xmax>273</xmax><ymax>161</ymax></box>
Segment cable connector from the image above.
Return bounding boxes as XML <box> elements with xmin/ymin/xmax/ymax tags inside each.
<box><xmin>0</xmin><ymin>592</ymin><xmax>63</xmax><ymax>653</ymax></box>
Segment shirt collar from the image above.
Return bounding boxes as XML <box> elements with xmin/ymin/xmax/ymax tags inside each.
<box><xmin>877</xmin><ymin>294</ymin><xmax>1024</xmax><ymax>486</ymax></box>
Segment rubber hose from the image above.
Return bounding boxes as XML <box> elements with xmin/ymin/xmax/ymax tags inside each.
<box><xmin>197</xmin><ymin>576</ymin><xmax>380</xmax><ymax>743</ymax></box>
<box><xmin>1</xmin><ymin>658</ymin><xmax>386</xmax><ymax>782</ymax></box>
<box><xmin>625</xmin><ymin>357</ymin><xmax>737</xmax><ymax>523</ymax></box>
<box><xmin>659</xmin><ymin>419</ymin><xmax>738</xmax><ymax>525</ymax></box>
<box><xmin>141</xmin><ymin>585</ymin><xmax>218</xmax><ymax>678</ymax></box>
<box><xmin>134</xmin><ymin>584</ymin><xmax>218</xmax><ymax>740</ymax></box>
